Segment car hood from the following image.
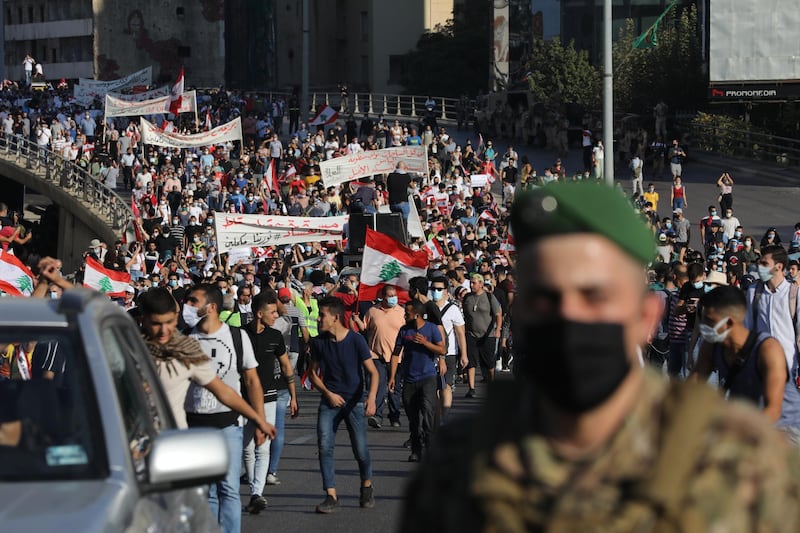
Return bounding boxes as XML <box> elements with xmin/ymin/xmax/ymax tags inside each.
<box><xmin>0</xmin><ymin>479</ymin><xmax>128</xmax><ymax>532</ymax></box>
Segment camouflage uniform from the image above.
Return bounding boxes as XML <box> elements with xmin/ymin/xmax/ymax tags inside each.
<box><xmin>401</xmin><ymin>370</ymin><xmax>800</xmax><ymax>532</ymax></box>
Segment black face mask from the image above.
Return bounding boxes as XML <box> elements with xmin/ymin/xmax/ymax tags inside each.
<box><xmin>515</xmin><ymin>319</ymin><xmax>631</xmax><ymax>414</ymax></box>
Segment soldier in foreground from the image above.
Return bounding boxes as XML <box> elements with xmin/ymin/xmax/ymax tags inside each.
<box><xmin>401</xmin><ymin>182</ymin><xmax>800</xmax><ymax>532</ymax></box>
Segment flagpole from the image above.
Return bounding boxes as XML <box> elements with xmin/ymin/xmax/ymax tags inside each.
<box><xmin>602</xmin><ymin>0</ymin><xmax>614</xmax><ymax>186</ymax></box>
<box><xmin>300</xmin><ymin>0</ymin><xmax>310</xmax><ymax>128</ymax></box>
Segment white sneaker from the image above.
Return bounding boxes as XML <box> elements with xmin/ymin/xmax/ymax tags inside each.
<box><xmin>266</xmin><ymin>473</ymin><xmax>281</xmax><ymax>485</ymax></box>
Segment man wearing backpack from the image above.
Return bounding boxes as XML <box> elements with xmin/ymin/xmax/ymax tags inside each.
<box><xmin>745</xmin><ymin>244</ymin><xmax>800</xmax><ymax>443</ymax></box>
<box><xmin>431</xmin><ymin>276</ymin><xmax>467</xmax><ymax>424</ymax></box>
<box><xmin>462</xmin><ymin>273</ymin><xmax>503</xmax><ymax>395</ymax></box>
<box><xmin>183</xmin><ymin>283</ymin><xmax>271</xmax><ymax>533</ymax></box>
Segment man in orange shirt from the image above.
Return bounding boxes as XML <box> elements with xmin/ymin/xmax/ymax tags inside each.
<box><xmin>362</xmin><ymin>285</ymin><xmax>406</xmax><ymax>428</ymax></box>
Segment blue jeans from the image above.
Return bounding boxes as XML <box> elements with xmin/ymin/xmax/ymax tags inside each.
<box><xmin>373</xmin><ymin>359</ymin><xmax>401</xmax><ymax>424</ymax></box>
<box><xmin>391</xmin><ymin>201</ymin><xmax>410</xmax><ymax>222</ymax></box>
<box><xmin>243</xmin><ymin>401</ymin><xmax>277</xmax><ymax>496</ymax></box>
<box><xmin>268</xmin><ymin>389</ymin><xmax>290</xmax><ymax>475</ymax></box>
<box><xmin>208</xmin><ymin>425</ymin><xmax>242</xmax><ymax>533</ymax></box>
<box><xmin>317</xmin><ymin>399</ymin><xmax>372</xmax><ymax>490</ymax></box>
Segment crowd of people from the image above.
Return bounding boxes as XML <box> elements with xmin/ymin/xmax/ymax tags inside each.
<box><xmin>3</xmin><ymin>77</ymin><xmax>800</xmax><ymax>531</ymax></box>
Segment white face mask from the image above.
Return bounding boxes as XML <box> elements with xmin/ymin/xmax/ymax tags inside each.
<box><xmin>699</xmin><ymin>316</ymin><xmax>731</xmax><ymax>344</ymax></box>
<box><xmin>182</xmin><ymin>304</ymin><xmax>204</xmax><ymax>328</ymax></box>
<box><xmin>239</xmin><ymin>302</ymin><xmax>252</xmax><ymax>313</ymax></box>
<box><xmin>757</xmin><ymin>265</ymin><xmax>774</xmax><ymax>283</ymax></box>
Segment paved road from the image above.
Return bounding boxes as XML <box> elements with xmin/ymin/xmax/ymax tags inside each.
<box><xmin>444</xmin><ymin>129</ymin><xmax>800</xmax><ymax>251</ymax></box>
<box><xmin>240</xmin><ymin>379</ymin><xmax>488</xmax><ymax>533</ymax></box>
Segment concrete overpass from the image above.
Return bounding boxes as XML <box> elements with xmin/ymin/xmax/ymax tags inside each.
<box><xmin>0</xmin><ymin>137</ymin><xmax>131</xmax><ymax>271</ymax></box>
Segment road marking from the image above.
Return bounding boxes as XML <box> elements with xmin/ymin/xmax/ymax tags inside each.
<box><xmin>288</xmin><ymin>433</ymin><xmax>315</xmax><ymax>445</ymax></box>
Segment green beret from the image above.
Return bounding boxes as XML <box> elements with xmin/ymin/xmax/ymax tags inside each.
<box><xmin>510</xmin><ymin>182</ymin><xmax>655</xmax><ymax>264</ymax></box>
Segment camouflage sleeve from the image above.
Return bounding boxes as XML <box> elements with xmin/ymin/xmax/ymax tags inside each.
<box><xmin>685</xmin><ymin>400</ymin><xmax>800</xmax><ymax>533</ymax></box>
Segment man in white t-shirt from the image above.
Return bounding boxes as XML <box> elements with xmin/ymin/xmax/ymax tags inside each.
<box><xmin>431</xmin><ymin>277</ymin><xmax>468</xmax><ymax>424</ymax></box>
<box><xmin>183</xmin><ymin>284</ymin><xmax>275</xmax><ymax>533</ymax></box>
<box><xmin>139</xmin><ymin>288</ymin><xmax>274</xmax><ymax>431</ymax></box>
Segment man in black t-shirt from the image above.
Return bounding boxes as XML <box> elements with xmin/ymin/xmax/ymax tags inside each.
<box><xmin>387</xmin><ymin>162</ymin><xmax>412</xmax><ymax>221</ymax></box>
<box><xmin>243</xmin><ymin>290</ymin><xmax>298</xmax><ymax>514</ymax></box>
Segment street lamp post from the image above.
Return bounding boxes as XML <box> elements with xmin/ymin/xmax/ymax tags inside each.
<box><xmin>603</xmin><ymin>0</ymin><xmax>614</xmax><ymax>186</ymax></box>
<box><xmin>300</xmin><ymin>0</ymin><xmax>310</xmax><ymax>126</ymax></box>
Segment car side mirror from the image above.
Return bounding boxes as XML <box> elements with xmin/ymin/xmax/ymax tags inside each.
<box><xmin>143</xmin><ymin>428</ymin><xmax>228</xmax><ymax>493</ymax></box>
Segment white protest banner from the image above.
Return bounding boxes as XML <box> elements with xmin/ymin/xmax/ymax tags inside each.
<box><xmin>79</xmin><ymin>66</ymin><xmax>152</xmax><ymax>90</ymax></box>
<box><xmin>406</xmin><ymin>194</ymin><xmax>425</xmax><ymax>239</ymax></box>
<box><xmin>320</xmin><ymin>145</ymin><xmax>429</xmax><ymax>187</ymax></box>
<box><xmin>106</xmin><ymin>91</ymin><xmax>196</xmax><ymax>117</ymax></box>
<box><xmin>214</xmin><ymin>213</ymin><xmax>349</xmax><ymax>253</ymax></box>
<box><xmin>140</xmin><ymin>116</ymin><xmax>241</xmax><ymax>149</ymax></box>
<box><xmin>469</xmin><ymin>174</ymin><xmax>491</xmax><ymax>188</ymax></box>
<box><xmin>109</xmin><ymin>85</ymin><xmax>170</xmax><ymax>102</ymax></box>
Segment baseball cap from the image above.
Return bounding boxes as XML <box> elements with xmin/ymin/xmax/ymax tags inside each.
<box><xmin>277</xmin><ymin>288</ymin><xmax>292</xmax><ymax>301</ymax></box>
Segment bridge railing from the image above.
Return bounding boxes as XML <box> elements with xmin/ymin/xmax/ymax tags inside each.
<box><xmin>310</xmin><ymin>92</ymin><xmax>461</xmax><ymax>122</ymax></box>
<box><xmin>0</xmin><ymin>134</ymin><xmax>132</xmax><ymax>231</ymax></box>
<box><xmin>680</xmin><ymin>119</ymin><xmax>800</xmax><ymax>168</ymax></box>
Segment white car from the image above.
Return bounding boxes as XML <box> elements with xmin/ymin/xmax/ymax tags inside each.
<box><xmin>0</xmin><ymin>289</ymin><xmax>228</xmax><ymax>532</ymax></box>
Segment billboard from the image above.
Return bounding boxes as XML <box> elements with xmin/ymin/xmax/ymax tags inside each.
<box><xmin>710</xmin><ymin>0</ymin><xmax>800</xmax><ymax>83</ymax></box>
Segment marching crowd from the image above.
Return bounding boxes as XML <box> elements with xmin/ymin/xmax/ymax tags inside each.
<box><xmin>3</xmin><ymin>79</ymin><xmax>800</xmax><ymax>531</ymax></box>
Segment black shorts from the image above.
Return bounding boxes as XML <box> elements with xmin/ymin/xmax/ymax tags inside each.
<box><xmin>444</xmin><ymin>355</ymin><xmax>457</xmax><ymax>386</ymax></box>
<box><xmin>466</xmin><ymin>335</ymin><xmax>497</xmax><ymax>371</ymax></box>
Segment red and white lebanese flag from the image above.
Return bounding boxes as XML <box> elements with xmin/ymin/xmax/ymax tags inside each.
<box><xmin>263</xmin><ymin>158</ymin><xmax>280</xmax><ymax>193</ymax></box>
<box><xmin>359</xmin><ymin>228</ymin><xmax>429</xmax><ymax>303</ymax></box>
<box><xmin>204</xmin><ymin>110</ymin><xmax>213</xmax><ymax>131</ymax></box>
<box><xmin>83</xmin><ymin>256</ymin><xmax>131</xmax><ymax>298</ymax></box>
<box><xmin>309</xmin><ymin>104</ymin><xmax>339</xmax><ymax>126</ymax></box>
<box><xmin>168</xmin><ymin>66</ymin><xmax>185</xmax><ymax>116</ymax></box>
<box><xmin>423</xmin><ymin>237</ymin><xmax>444</xmax><ymax>260</ymax></box>
<box><xmin>479</xmin><ymin>210</ymin><xmax>497</xmax><ymax>225</ymax></box>
<box><xmin>152</xmin><ymin>260</ymin><xmax>163</xmax><ymax>274</ymax></box>
<box><xmin>500</xmin><ymin>233</ymin><xmax>516</xmax><ymax>254</ymax></box>
<box><xmin>0</xmin><ymin>251</ymin><xmax>35</xmax><ymax>296</ymax></box>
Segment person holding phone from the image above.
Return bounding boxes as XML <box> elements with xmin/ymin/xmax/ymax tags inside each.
<box><xmin>670</xmin><ymin>262</ymin><xmax>706</xmax><ymax>377</ymax></box>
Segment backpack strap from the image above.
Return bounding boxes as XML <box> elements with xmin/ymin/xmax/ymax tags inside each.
<box><xmin>229</xmin><ymin>325</ymin><xmax>244</xmax><ymax>374</ymax></box>
<box><xmin>751</xmin><ymin>281</ymin><xmax>764</xmax><ymax>327</ymax></box>
<box><xmin>635</xmin><ymin>380</ymin><xmax>719</xmax><ymax>532</ymax></box>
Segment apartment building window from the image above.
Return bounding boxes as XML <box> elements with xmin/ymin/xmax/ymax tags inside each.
<box><xmin>28</xmin><ymin>6</ymin><xmax>33</xmax><ymax>23</ymax></box>
<box><xmin>39</xmin><ymin>5</ymin><xmax>44</xmax><ymax>22</ymax></box>
<box><xmin>6</xmin><ymin>7</ymin><xmax>11</xmax><ymax>24</ymax></box>
<box><xmin>51</xmin><ymin>48</ymin><xmax>56</xmax><ymax>64</ymax></box>
<box><xmin>360</xmin><ymin>11</ymin><xmax>368</xmax><ymax>42</ymax></box>
<box><xmin>17</xmin><ymin>8</ymin><xmax>22</xmax><ymax>24</ymax></box>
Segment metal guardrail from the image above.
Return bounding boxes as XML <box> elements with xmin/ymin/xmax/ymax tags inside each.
<box><xmin>309</xmin><ymin>92</ymin><xmax>461</xmax><ymax>122</ymax></box>
<box><xmin>683</xmin><ymin>121</ymin><xmax>800</xmax><ymax>168</ymax></box>
<box><xmin>0</xmin><ymin>134</ymin><xmax>132</xmax><ymax>232</ymax></box>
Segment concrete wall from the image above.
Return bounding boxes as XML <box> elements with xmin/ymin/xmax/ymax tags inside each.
<box><xmin>91</xmin><ymin>0</ymin><xmax>226</xmax><ymax>86</ymax></box>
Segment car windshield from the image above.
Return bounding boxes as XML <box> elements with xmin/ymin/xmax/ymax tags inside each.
<box><xmin>0</xmin><ymin>329</ymin><xmax>106</xmax><ymax>481</ymax></box>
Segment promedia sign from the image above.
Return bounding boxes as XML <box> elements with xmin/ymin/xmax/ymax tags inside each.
<box><xmin>709</xmin><ymin>84</ymin><xmax>800</xmax><ymax>101</ymax></box>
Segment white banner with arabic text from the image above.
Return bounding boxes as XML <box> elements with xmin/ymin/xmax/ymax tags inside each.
<box><xmin>140</xmin><ymin>116</ymin><xmax>241</xmax><ymax>148</ymax></box>
<box><xmin>106</xmin><ymin>91</ymin><xmax>196</xmax><ymax>117</ymax></box>
<box><xmin>108</xmin><ymin>86</ymin><xmax>170</xmax><ymax>102</ymax></box>
<box><xmin>78</xmin><ymin>66</ymin><xmax>152</xmax><ymax>90</ymax></box>
<box><xmin>214</xmin><ymin>213</ymin><xmax>349</xmax><ymax>253</ymax></box>
<box><xmin>320</xmin><ymin>145</ymin><xmax>428</xmax><ymax>187</ymax></box>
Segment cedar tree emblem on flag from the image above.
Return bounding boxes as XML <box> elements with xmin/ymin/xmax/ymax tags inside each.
<box><xmin>379</xmin><ymin>260</ymin><xmax>402</xmax><ymax>282</ymax></box>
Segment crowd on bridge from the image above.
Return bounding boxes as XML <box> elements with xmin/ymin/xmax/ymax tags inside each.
<box><xmin>2</xmin><ymin>77</ymin><xmax>800</xmax><ymax>531</ymax></box>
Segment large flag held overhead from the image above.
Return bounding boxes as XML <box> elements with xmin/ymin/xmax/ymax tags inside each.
<box><xmin>0</xmin><ymin>252</ymin><xmax>35</xmax><ymax>296</ymax></box>
<box><xmin>359</xmin><ymin>228</ymin><xmax>429</xmax><ymax>303</ymax></box>
<box><xmin>169</xmin><ymin>67</ymin><xmax>185</xmax><ymax>115</ymax></box>
<box><xmin>633</xmin><ymin>0</ymin><xmax>679</xmax><ymax>49</ymax></box>
<box><xmin>83</xmin><ymin>257</ymin><xmax>131</xmax><ymax>298</ymax></box>
<box><xmin>309</xmin><ymin>105</ymin><xmax>339</xmax><ymax>126</ymax></box>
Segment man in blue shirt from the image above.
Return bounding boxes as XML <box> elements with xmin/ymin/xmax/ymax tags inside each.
<box><xmin>389</xmin><ymin>299</ymin><xmax>445</xmax><ymax>462</ymax></box>
<box><xmin>308</xmin><ymin>296</ymin><xmax>379</xmax><ymax>514</ymax></box>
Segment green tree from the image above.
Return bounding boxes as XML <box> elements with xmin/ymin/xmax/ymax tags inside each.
<box><xmin>525</xmin><ymin>38</ymin><xmax>601</xmax><ymax>109</ymax></box>
<box><xmin>613</xmin><ymin>5</ymin><xmax>705</xmax><ymax>115</ymax></box>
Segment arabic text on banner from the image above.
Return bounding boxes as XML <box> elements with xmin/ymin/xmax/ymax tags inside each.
<box><xmin>213</xmin><ymin>213</ymin><xmax>349</xmax><ymax>253</ymax></box>
<box><xmin>319</xmin><ymin>145</ymin><xmax>429</xmax><ymax>187</ymax></box>
<box><xmin>106</xmin><ymin>91</ymin><xmax>196</xmax><ymax>117</ymax></box>
<box><xmin>140</xmin><ymin>116</ymin><xmax>242</xmax><ymax>148</ymax></box>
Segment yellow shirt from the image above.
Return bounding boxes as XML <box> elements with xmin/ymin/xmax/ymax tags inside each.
<box><xmin>643</xmin><ymin>191</ymin><xmax>659</xmax><ymax>212</ymax></box>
